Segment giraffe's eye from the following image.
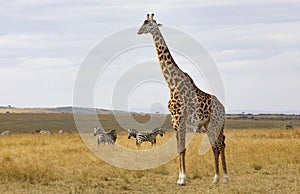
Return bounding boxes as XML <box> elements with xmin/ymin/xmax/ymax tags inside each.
<box><xmin>144</xmin><ymin>20</ymin><xmax>149</xmax><ymax>24</ymax></box>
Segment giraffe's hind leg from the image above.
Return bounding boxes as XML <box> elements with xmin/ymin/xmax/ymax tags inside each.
<box><xmin>207</xmin><ymin>96</ymin><xmax>228</xmax><ymax>184</ymax></box>
<box><xmin>208</xmin><ymin>129</ymin><xmax>228</xmax><ymax>184</ymax></box>
<box><xmin>220</xmin><ymin>134</ymin><xmax>228</xmax><ymax>183</ymax></box>
<box><xmin>207</xmin><ymin>125</ymin><xmax>222</xmax><ymax>184</ymax></box>
<box><xmin>211</xmin><ymin>144</ymin><xmax>220</xmax><ymax>184</ymax></box>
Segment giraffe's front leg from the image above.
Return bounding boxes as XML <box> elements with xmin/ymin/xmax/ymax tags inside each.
<box><xmin>177</xmin><ymin>150</ymin><xmax>186</xmax><ymax>186</ymax></box>
<box><xmin>176</xmin><ymin>127</ymin><xmax>186</xmax><ymax>186</ymax></box>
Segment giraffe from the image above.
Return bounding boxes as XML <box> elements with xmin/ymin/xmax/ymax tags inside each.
<box><xmin>137</xmin><ymin>14</ymin><xmax>228</xmax><ymax>186</ymax></box>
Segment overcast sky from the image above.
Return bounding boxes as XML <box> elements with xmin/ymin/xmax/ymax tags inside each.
<box><xmin>1</xmin><ymin>0</ymin><xmax>300</xmax><ymax>113</ymax></box>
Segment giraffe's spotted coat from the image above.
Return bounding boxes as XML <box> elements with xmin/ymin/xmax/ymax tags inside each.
<box><xmin>138</xmin><ymin>13</ymin><xmax>228</xmax><ymax>185</ymax></box>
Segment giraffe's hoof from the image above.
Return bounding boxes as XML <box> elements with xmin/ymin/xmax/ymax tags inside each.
<box><xmin>223</xmin><ymin>174</ymin><xmax>229</xmax><ymax>183</ymax></box>
<box><xmin>177</xmin><ymin>174</ymin><xmax>186</xmax><ymax>186</ymax></box>
<box><xmin>213</xmin><ymin>175</ymin><xmax>220</xmax><ymax>184</ymax></box>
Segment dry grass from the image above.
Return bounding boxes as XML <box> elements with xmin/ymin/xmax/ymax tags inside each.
<box><xmin>0</xmin><ymin>129</ymin><xmax>299</xmax><ymax>193</ymax></box>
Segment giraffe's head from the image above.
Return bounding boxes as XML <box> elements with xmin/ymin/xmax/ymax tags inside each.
<box><xmin>137</xmin><ymin>13</ymin><xmax>163</xmax><ymax>35</ymax></box>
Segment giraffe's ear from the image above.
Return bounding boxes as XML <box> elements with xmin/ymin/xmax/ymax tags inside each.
<box><xmin>158</xmin><ymin>23</ymin><xmax>163</xmax><ymax>27</ymax></box>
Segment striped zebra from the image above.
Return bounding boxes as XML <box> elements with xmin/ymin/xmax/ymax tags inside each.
<box><xmin>127</xmin><ymin>128</ymin><xmax>164</xmax><ymax>146</ymax></box>
<box><xmin>94</xmin><ymin>127</ymin><xmax>117</xmax><ymax>145</ymax></box>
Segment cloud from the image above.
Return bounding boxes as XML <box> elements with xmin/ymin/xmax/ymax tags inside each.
<box><xmin>0</xmin><ymin>56</ymin><xmax>78</xmax><ymax>107</ymax></box>
<box><xmin>0</xmin><ymin>34</ymin><xmax>58</xmax><ymax>50</ymax></box>
<box><xmin>219</xmin><ymin>50</ymin><xmax>300</xmax><ymax>111</ymax></box>
<box><xmin>0</xmin><ymin>0</ymin><xmax>299</xmax><ymax>112</ymax></box>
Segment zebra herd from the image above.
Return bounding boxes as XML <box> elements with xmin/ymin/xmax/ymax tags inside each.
<box><xmin>93</xmin><ymin>127</ymin><xmax>165</xmax><ymax>146</ymax></box>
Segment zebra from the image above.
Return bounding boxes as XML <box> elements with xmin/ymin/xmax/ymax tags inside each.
<box><xmin>284</xmin><ymin>124</ymin><xmax>294</xmax><ymax>130</ymax></box>
<box><xmin>127</xmin><ymin>128</ymin><xmax>164</xmax><ymax>146</ymax></box>
<box><xmin>94</xmin><ymin>127</ymin><xmax>117</xmax><ymax>145</ymax></box>
<box><xmin>93</xmin><ymin>127</ymin><xmax>102</xmax><ymax>136</ymax></box>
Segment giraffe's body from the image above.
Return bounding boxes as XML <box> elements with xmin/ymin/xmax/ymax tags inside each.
<box><xmin>138</xmin><ymin>14</ymin><xmax>228</xmax><ymax>186</ymax></box>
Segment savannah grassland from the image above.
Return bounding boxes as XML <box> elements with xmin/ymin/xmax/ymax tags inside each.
<box><xmin>0</xmin><ymin>113</ymin><xmax>299</xmax><ymax>193</ymax></box>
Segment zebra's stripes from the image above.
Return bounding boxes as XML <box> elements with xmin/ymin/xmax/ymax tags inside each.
<box><xmin>127</xmin><ymin>128</ymin><xmax>164</xmax><ymax>146</ymax></box>
<box><xmin>94</xmin><ymin>127</ymin><xmax>117</xmax><ymax>145</ymax></box>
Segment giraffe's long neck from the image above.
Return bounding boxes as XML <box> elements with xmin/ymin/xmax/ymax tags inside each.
<box><xmin>151</xmin><ymin>30</ymin><xmax>184</xmax><ymax>90</ymax></box>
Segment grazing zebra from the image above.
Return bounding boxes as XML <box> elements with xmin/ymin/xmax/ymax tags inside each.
<box><xmin>284</xmin><ymin>124</ymin><xmax>294</xmax><ymax>130</ymax></box>
<box><xmin>94</xmin><ymin>127</ymin><xmax>117</xmax><ymax>145</ymax></box>
<box><xmin>93</xmin><ymin>127</ymin><xmax>102</xmax><ymax>136</ymax></box>
<box><xmin>127</xmin><ymin>128</ymin><xmax>164</xmax><ymax>146</ymax></box>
